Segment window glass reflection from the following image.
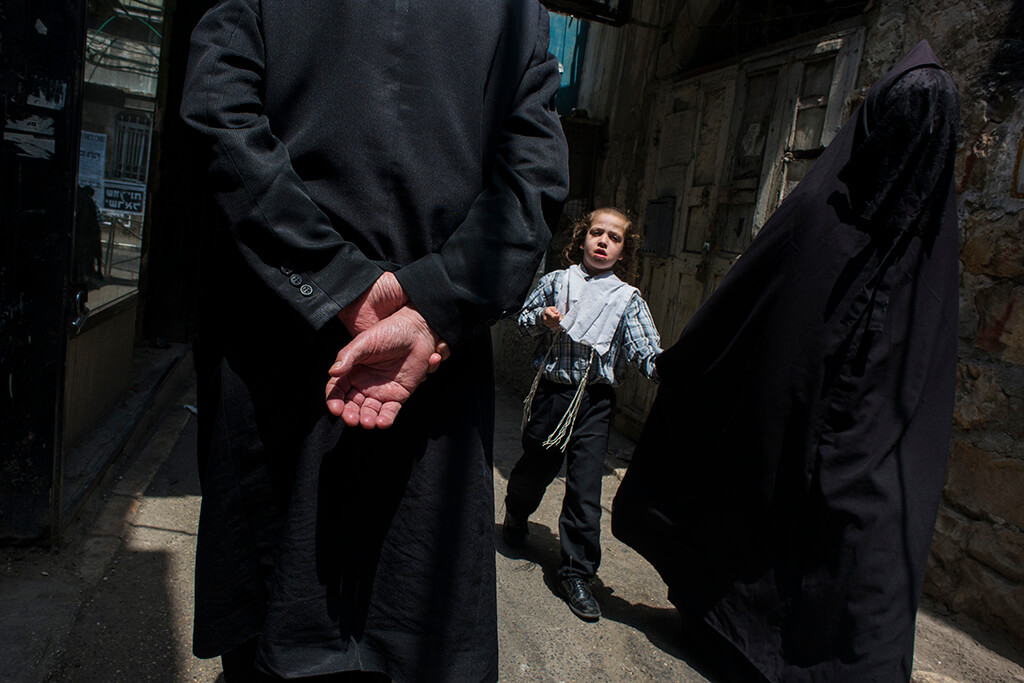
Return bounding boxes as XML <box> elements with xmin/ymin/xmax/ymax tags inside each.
<box><xmin>75</xmin><ymin>0</ymin><xmax>163</xmax><ymax>313</ymax></box>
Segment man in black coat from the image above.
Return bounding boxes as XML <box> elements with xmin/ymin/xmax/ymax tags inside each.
<box><xmin>180</xmin><ymin>2</ymin><xmax>568</xmax><ymax>680</ymax></box>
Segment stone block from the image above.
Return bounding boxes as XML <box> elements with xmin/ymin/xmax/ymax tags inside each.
<box><xmin>959</xmin><ymin>141</ymin><xmax>992</xmax><ymax>193</ymax></box>
<box><xmin>924</xmin><ymin>507</ymin><xmax>969</xmax><ymax>598</ymax></box>
<box><xmin>965</xmin><ymin>429</ymin><xmax>1016</xmax><ymax>456</ymax></box>
<box><xmin>952</xmin><ymin>560</ymin><xmax>1024</xmax><ymax>645</ymax></box>
<box><xmin>973</xmin><ymin>282</ymin><xmax>1024</xmax><ymax>365</ymax></box>
<box><xmin>944</xmin><ymin>440</ymin><xmax>1024</xmax><ymax>529</ymax></box>
<box><xmin>958</xmin><ymin>270</ymin><xmax>984</xmax><ymax>340</ymax></box>
<box><xmin>962</xmin><ymin>212</ymin><xmax>1024</xmax><ymax>279</ymax></box>
<box><xmin>967</xmin><ymin>523</ymin><xmax>1024</xmax><ymax>583</ymax></box>
<box><xmin>954</xmin><ymin>361</ymin><xmax>1009</xmax><ymax>428</ymax></box>
<box><xmin>935</xmin><ymin>505</ymin><xmax>970</xmax><ymax>540</ymax></box>
<box><xmin>922</xmin><ymin>560</ymin><xmax>957</xmax><ymax>603</ymax></box>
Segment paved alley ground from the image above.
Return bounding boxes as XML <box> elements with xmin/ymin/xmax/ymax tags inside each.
<box><xmin>3</xmin><ymin>378</ymin><xmax>1023</xmax><ymax>682</ymax></box>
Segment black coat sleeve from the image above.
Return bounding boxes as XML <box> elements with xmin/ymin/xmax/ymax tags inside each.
<box><xmin>393</xmin><ymin>6</ymin><xmax>569</xmax><ymax>345</ymax></box>
<box><xmin>180</xmin><ymin>0</ymin><xmax>383</xmax><ymax>330</ymax></box>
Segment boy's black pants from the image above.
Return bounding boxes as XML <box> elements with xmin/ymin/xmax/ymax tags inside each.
<box><xmin>505</xmin><ymin>379</ymin><xmax>615</xmax><ymax>579</ymax></box>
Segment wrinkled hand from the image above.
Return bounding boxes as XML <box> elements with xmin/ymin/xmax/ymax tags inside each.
<box><xmin>541</xmin><ymin>306</ymin><xmax>563</xmax><ymax>329</ymax></box>
<box><xmin>326</xmin><ymin>306</ymin><xmax>442</xmax><ymax>429</ymax></box>
<box><xmin>337</xmin><ymin>272</ymin><xmax>449</xmax><ymax>370</ymax></box>
<box><xmin>336</xmin><ymin>271</ymin><xmax>408</xmax><ymax>336</ymax></box>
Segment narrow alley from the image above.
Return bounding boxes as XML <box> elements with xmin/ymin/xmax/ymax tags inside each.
<box><xmin>3</xmin><ymin>374</ymin><xmax>1023</xmax><ymax>682</ymax></box>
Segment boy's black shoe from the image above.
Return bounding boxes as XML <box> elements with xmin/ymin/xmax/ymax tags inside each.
<box><xmin>502</xmin><ymin>510</ymin><xmax>528</xmax><ymax>547</ymax></box>
<box><xmin>559</xmin><ymin>576</ymin><xmax>601</xmax><ymax>621</ymax></box>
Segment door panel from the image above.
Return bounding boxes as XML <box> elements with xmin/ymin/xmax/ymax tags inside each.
<box><xmin>674</xmin><ymin>72</ymin><xmax>737</xmax><ymax>261</ymax></box>
<box><xmin>0</xmin><ymin>1</ymin><xmax>85</xmax><ymax>542</ymax></box>
<box><xmin>634</xmin><ymin>28</ymin><xmax>864</xmax><ymax>428</ymax></box>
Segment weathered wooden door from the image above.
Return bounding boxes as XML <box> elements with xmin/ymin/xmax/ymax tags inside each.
<box><xmin>616</xmin><ymin>28</ymin><xmax>864</xmax><ymax>433</ymax></box>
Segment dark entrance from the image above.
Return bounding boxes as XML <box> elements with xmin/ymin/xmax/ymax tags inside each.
<box><xmin>0</xmin><ymin>1</ymin><xmax>85</xmax><ymax>541</ymax></box>
<box><xmin>1</xmin><ymin>0</ymin><xmax>202</xmax><ymax>543</ymax></box>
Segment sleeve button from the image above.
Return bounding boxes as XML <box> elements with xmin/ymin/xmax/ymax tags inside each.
<box><xmin>289</xmin><ymin>274</ymin><xmax>303</xmax><ymax>286</ymax></box>
<box><xmin>280</xmin><ymin>265</ymin><xmax>294</xmax><ymax>275</ymax></box>
<box><xmin>299</xmin><ymin>284</ymin><xmax>313</xmax><ymax>296</ymax></box>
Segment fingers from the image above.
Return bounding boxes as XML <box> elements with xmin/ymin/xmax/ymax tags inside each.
<box><xmin>325</xmin><ymin>305</ymin><xmax>443</xmax><ymax>428</ymax></box>
<box><xmin>327</xmin><ymin>381</ymin><xmax>397</xmax><ymax>430</ymax></box>
<box><xmin>427</xmin><ymin>352</ymin><xmax>443</xmax><ymax>373</ymax></box>
<box><xmin>426</xmin><ymin>340</ymin><xmax>450</xmax><ymax>373</ymax></box>
<box><xmin>328</xmin><ymin>329</ymin><xmax>376</xmax><ymax>377</ymax></box>
<box><xmin>376</xmin><ymin>401</ymin><xmax>401</xmax><ymax>428</ymax></box>
<box><xmin>326</xmin><ymin>376</ymin><xmax>363</xmax><ymax>424</ymax></box>
<box><xmin>358</xmin><ymin>395</ymin><xmax>384</xmax><ymax>429</ymax></box>
<box><xmin>326</xmin><ymin>398</ymin><xmax>346</xmax><ymax>418</ymax></box>
<box><xmin>325</xmin><ymin>375</ymin><xmax>347</xmax><ymax>416</ymax></box>
<box><xmin>339</xmin><ymin>390</ymin><xmax>401</xmax><ymax>430</ymax></box>
<box><xmin>541</xmin><ymin>306</ymin><xmax>563</xmax><ymax>328</ymax></box>
<box><xmin>337</xmin><ymin>385</ymin><xmax>365</xmax><ymax>427</ymax></box>
<box><xmin>329</xmin><ymin>353</ymin><xmax>356</xmax><ymax>378</ymax></box>
<box><xmin>325</xmin><ymin>340</ymin><xmax>410</xmax><ymax>429</ymax></box>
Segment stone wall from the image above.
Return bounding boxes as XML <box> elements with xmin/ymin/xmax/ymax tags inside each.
<box><xmin>898</xmin><ymin>0</ymin><xmax>1024</xmax><ymax>642</ymax></box>
<box><xmin>537</xmin><ymin>0</ymin><xmax>1024</xmax><ymax>645</ymax></box>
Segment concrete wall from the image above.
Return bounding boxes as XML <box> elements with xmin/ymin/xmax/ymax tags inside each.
<box><xmin>519</xmin><ymin>0</ymin><xmax>1024</xmax><ymax>644</ymax></box>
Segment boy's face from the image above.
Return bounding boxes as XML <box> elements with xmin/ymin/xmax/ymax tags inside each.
<box><xmin>582</xmin><ymin>211</ymin><xmax>627</xmax><ymax>274</ymax></box>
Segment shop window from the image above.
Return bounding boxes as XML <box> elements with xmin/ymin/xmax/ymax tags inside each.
<box><xmin>74</xmin><ymin>0</ymin><xmax>164</xmax><ymax>313</ymax></box>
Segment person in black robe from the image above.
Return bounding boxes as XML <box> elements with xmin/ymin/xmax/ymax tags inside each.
<box><xmin>612</xmin><ymin>41</ymin><xmax>960</xmax><ymax>682</ymax></box>
<box><xmin>73</xmin><ymin>185</ymin><xmax>103</xmax><ymax>290</ymax></box>
<box><xmin>179</xmin><ymin>2</ymin><xmax>568</xmax><ymax>681</ymax></box>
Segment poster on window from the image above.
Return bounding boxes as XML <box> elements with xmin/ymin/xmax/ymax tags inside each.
<box><xmin>103</xmin><ymin>179</ymin><xmax>146</xmax><ymax>216</ymax></box>
<box><xmin>78</xmin><ymin>131</ymin><xmax>106</xmax><ymax>195</ymax></box>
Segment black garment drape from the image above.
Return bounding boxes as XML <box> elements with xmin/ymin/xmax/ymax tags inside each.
<box><xmin>180</xmin><ymin>2</ymin><xmax>568</xmax><ymax>681</ymax></box>
<box><xmin>612</xmin><ymin>41</ymin><xmax>960</xmax><ymax>683</ymax></box>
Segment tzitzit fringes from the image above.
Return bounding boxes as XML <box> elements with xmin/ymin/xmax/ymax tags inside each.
<box><xmin>522</xmin><ymin>341</ymin><xmax>556</xmax><ymax>432</ymax></box>
<box><xmin>542</xmin><ymin>348</ymin><xmax>595</xmax><ymax>452</ymax></box>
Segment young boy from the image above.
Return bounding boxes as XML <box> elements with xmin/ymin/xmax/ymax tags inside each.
<box><xmin>503</xmin><ymin>207</ymin><xmax>661</xmax><ymax>621</ymax></box>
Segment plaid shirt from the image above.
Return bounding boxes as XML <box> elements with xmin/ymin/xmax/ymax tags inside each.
<box><xmin>518</xmin><ymin>268</ymin><xmax>661</xmax><ymax>387</ymax></box>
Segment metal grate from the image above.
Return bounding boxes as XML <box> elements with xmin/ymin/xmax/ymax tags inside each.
<box><xmin>112</xmin><ymin>111</ymin><xmax>152</xmax><ymax>182</ymax></box>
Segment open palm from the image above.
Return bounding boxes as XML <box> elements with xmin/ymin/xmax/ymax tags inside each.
<box><xmin>326</xmin><ymin>306</ymin><xmax>440</xmax><ymax>429</ymax></box>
